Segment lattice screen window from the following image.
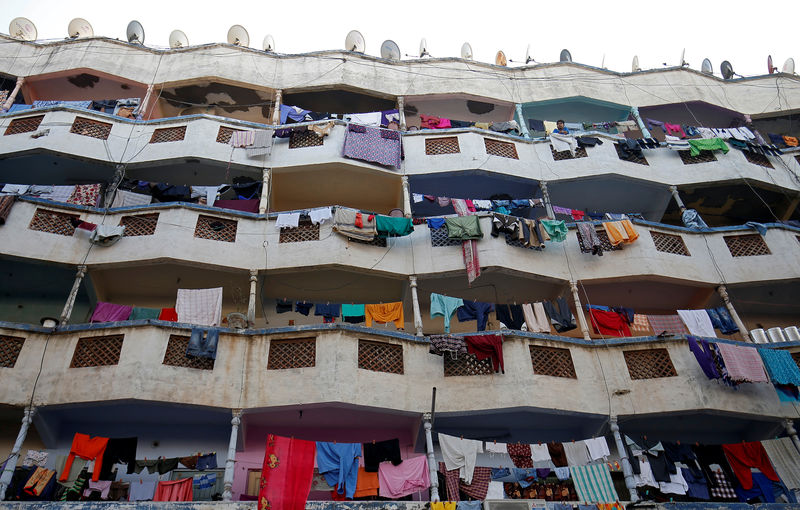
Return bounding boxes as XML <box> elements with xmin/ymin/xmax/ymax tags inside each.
<box><xmin>120</xmin><ymin>213</ymin><xmax>159</xmax><ymax>236</ymax></box>
<box><xmin>216</xmin><ymin>126</ymin><xmax>243</xmax><ymax>144</ymax></box>
<box><xmin>358</xmin><ymin>340</ymin><xmax>403</xmax><ymax>374</ymax></box>
<box><xmin>678</xmin><ymin>150</ymin><xmax>717</xmax><ymax>164</ymax></box>
<box><xmin>791</xmin><ymin>352</ymin><xmax>800</xmax><ymax>371</ymax></box>
<box><xmin>426</xmin><ymin>137</ymin><xmax>460</xmax><ymax>155</ymax></box>
<box><xmin>194</xmin><ymin>215</ymin><xmax>237</xmax><ymax>242</ymax></box>
<box><xmin>0</xmin><ymin>336</ymin><xmax>25</xmax><ymax>368</ymax></box>
<box><xmin>150</xmin><ymin>126</ymin><xmax>187</xmax><ymax>143</ymax></box>
<box><xmin>430</xmin><ymin>225</ymin><xmax>463</xmax><ymax>247</ymax></box>
<box><xmin>29</xmin><ymin>209</ymin><xmax>79</xmax><ymax>236</ymax></box>
<box><xmin>279</xmin><ymin>220</ymin><xmax>320</xmax><ymax>243</ymax></box>
<box><xmin>529</xmin><ymin>346</ymin><xmax>577</xmax><ymax>378</ymax></box>
<box><xmin>743</xmin><ymin>150</ymin><xmax>774</xmax><ymax>169</ymax></box>
<box><xmin>484</xmin><ymin>138</ymin><xmax>519</xmax><ymax>159</ymax></box>
<box><xmin>576</xmin><ymin>229</ymin><xmax>622</xmax><ymax>253</ymax></box>
<box><xmin>614</xmin><ymin>143</ymin><xmax>649</xmax><ymax>165</ymax></box>
<box><xmin>289</xmin><ymin>130</ymin><xmax>324</xmax><ymax>148</ymax></box>
<box><xmin>70</xmin><ymin>117</ymin><xmax>112</xmax><ymax>140</ymax></box>
<box><xmin>349</xmin><ymin>236</ymin><xmax>388</xmax><ymax>247</ymax></box>
<box><xmin>4</xmin><ymin>115</ymin><xmax>44</xmax><ymax>135</ymax></box>
<box><xmin>267</xmin><ymin>338</ymin><xmax>316</xmax><ymax>369</ymax></box>
<box><xmin>162</xmin><ymin>335</ymin><xmax>215</xmax><ymax>370</ymax></box>
<box><xmin>651</xmin><ymin>231</ymin><xmax>691</xmax><ymax>256</ymax></box>
<box><xmin>623</xmin><ymin>348</ymin><xmax>677</xmax><ymax>379</ymax></box>
<box><xmin>444</xmin><ymin>353</ymin><xmax>494</xmax><ymax>376</ymax></box>
<box><xmin>70</xmin><ymin>335</ymin><xmax>124</xmax><ymax>368</ymax></box>
<box><xmin>724</xmin><ymin>234</ymin><xmax>771</xmax><ymax>257</ymax></box>
<box><xmin>551</xmin><ymin>145</ymin><xmax>588</xmax><ymax>161</ymax></box>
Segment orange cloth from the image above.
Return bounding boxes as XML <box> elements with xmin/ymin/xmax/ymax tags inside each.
<box><xmin>331</xmin><ymin>468</ymin><xmax>380</xmax><ymax>499</ymax></box>
<box><xmin>603</xmin><ymin>220</ymin><xmax>638</xmax><ymax>246</ymax></box>
<box><xmin>783</xmin><ymin>136</ymin><xmax>799</xmax><ymax>147</ymax></box>
<box><xmin>59</xmin><ymin>433</ymin><xmax>109</xmax><ymax>482</ymax></box>
<box><xmin>364</xmin><ymin>302</ymin><xmax>404</xmax><ymax>328</ymax></box>
<box><xmin>24</xmin><ymin>467</ymin><xmax>55</xmax><ymax>496</ymax></box>
<box><xmin>154</xmin><ymin>478</ymin><xmax>193</xmax><ymax>501</ymax></box>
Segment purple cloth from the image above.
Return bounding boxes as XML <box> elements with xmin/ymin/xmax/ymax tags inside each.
<box><xmin>343</xmin><ymin>124</ymin><xmax>402</xmax><ymax>169</ymax></box>
<box><xmin>688</xmin><ymin>336</ymin><xmax>720</xmax><ymax>380</ymax></box>
<box><xmin>91</xmin><ymin>302</ymin><xmax>133</xmax><ymax>323</ymax></box>
<box><xmin>536</xmin><ymin>468</ymin><xmax>551</xmax><ymax>479</ymax></box>
<box><xmin>214</xmin><ymin>199</ymin><xmax>259</xmax><ymax>213</ymax></box>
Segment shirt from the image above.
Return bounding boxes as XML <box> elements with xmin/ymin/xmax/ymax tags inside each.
<box><xmin>438</xmin><ymin>433</ymin><xmax>483</xmax><ymax>484</ymax></box>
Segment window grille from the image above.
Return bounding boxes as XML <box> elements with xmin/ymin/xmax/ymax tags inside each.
<box><xmin>120</xmin><ymin>213</ymin><xmax>159</xmax><ymax>236</ymax></box>
<box><xmin>678</xmin><ymin>150</ymin><xmax>717</xmax><ymax>164</ymax></box>
<box><xmin>504</xmin><ymin>232</ymin><xmax>540</xmax><ymax>250</ymax></box>
<box><xmin>216</xmin><ymin>126</ymin><xmax>243</xmax><ymax>144</ymax></box>
<box><xmin>70</xmin><ymin>117</ymin><xmax>112</xmax><ymax>140</ymax></box>
<box><xmin>426</xmin><ymin>137</ymin><xmax>460</xmax><ymax>155</ymax></box>
<box><xmin>614</xmin><ymin>143</ymin><xmax>649</xmax><ymax>165</ymax></box>
<box><xmin>4</xmin><ymin>115</ymin><xmax>44</xmax><ymax>135</ymax></box>
<box><xmin>0</xmin><ymin>336</ymin><xmax>25</xmax><ymax>368</ymax></box>
<box><xmin>289</xmin><ymin>130</ymin><xmax>324</xmax><ymax>148</ymax></box>
<box><xmin>349</xmin><ymin>236</ymin><xmax>388</xmax><ymax>247</ymax></box>
<box><xmin>484</xmin><ymin>138</ymin><xmax>519</xmax><ymax>159</ymax></box>
<box><xmin>70</xmin><ymin>335</ymin><xmax>124</xmax><ymax>368</ymax></box>
<box><xmin>529</xmin><ymin>346</ymin><xmax>577</xmax><ymax>378</ymax></box>
<box><xmin>724</xmin><ymin>234</ymin><xmax>771</xmax><ymax>257</ymax></box>
<box><xmin>551</xmin><ymin>145</ymin><xmax>588</xmax><ymax>161</ymax></box>
<box><xmin>623</xmin><ymin>348</ymin><xmax>677</xmax><ymax>379</ymax></box>
<box><xmin>194</xmin><ymin>215</ymin><xmax>237</xmax><ymax>242</ymax></box>
<box><xmin>430</xmin><ymin>225</ymin><xmax>462</xmax><ymax>247</ymax></box>
<box><xmin>358</xmin><ymin>340</ymin><xmax>403</xmax><ymax>374</ymax></box>
<box><xmin>29</xmin><ymin>209</ymin><xmax>79</xmax><ymax>236</ymax></box>
<box><xmin>162</xmin><ymin>335</ymin><xmax>214</xmax><ymax>370</ymax></box>
<box><xmin>267</xmin><ymin>338</ymin><xmax>316</xmax><ymax>369</ymax></box>
<box><xmin>742</xmin><ymin>150</ymin><xmax>774</xmax><ymax>169</ymax></box>
<box><xmin>150</xmin><ymin>126</ymin><xmax>186</xmax><ymax>143</ymax></box>
<box><xmin>651</xmin><ymin>231</ymin><xmax>691</xmax><ymax>256</ymax></box>
<box><xmin>279</xmin><ymin>221</ymin><xmax>320</xmax><ymax>243</ymax></box>
<box><xmin>444</xmin><ymin>353</ymin><xmax>494</xmax><ymax>376</ymax></box>
<box><xmin>576</xmin><ymin>228</ymin><xmax>622</xmax><ymax>253</ymax></box>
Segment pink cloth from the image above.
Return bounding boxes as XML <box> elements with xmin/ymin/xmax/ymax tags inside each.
<box><xmin>664</xmin><ymin>123</ymin><xmax>686</xmax><ymax>138</ymax></box>
<box><xmin>90</xmin><ymin>302</ymin><xmax>133</xmax><ymax>323</ymax></box>
<box><xmin>378</xmin><ymin>455</ymin><xmax>430</xmax><ymax>498</ymax></box>
<box><xmin>716</xmin><ymin>342</ymin><xmax>769</xmax><ymax>383</ymax></box>
<box><xmin>452</xmin><ymin>199</ymin><xmax>480</xmax><ymax>285</ymax></box>
<box><xmin>83</xmin><ymin>480</ymin><xmax>112</xmax><ymax>500</ymax></box>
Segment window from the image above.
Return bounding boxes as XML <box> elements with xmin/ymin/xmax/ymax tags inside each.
<box><xmin>70</xmin><ymin>335</ymin><xmax>124</xmax><ymax>368</ymax></box>
<box><xmin>267</xmin><ymin>338</ymin><xmax>316</xmax><ymax>369</ymax></box>
<box><xmin>484</xmin><ymin>138</ymin><xmax>519</xmax><ymax>159</ymax></box>
<box><xmin>289</xmin><ymin>130</ymin><xmax>324</xmax><ymax>148</ymax></box>
<box><xmin>742</xmin><ymin>150</ymin><xmax>774</xmax><ymax>169</ymax></box>
<box><xmin>4</xmin><ymin>115</ymin><xmax>44</xmax><ymax>135</ymax></box>
<box><xmin>70</xmin><ymin>117</ymin><xmax>112</xmax><ymax>140</ymax></box>
<box><xmin>444</xmin><ymin>354</ymin><xmax>494</xmax><ymax>376</ymax></box>
<box><xmin>162</xmin><ymin>335</ymin><xmax>214</xmax><ymax>370</ymax></box>
<box><xmin>651</xmin><ymin>231</ymin><xmax>690</xmax><ymax>256</ymax></box>
<box><xmin>678</xmin><ymin>150</ymin><xmax>717</xmax><ymax>164</ymax></box>
<box><xmin>358</xmin><ymin>340</ymin><xmax>403</xmax><ymax>374</ymax></box>
<box><xmin>0</xmin><ymin>335</ymin><xmax>25</xmax><ymax>368</ymax></box>
<box><xmin>279</xmin><ymin>221</ymin><xmax>320</xmax><ymax>243</ymax></box>
<box><xmin>576</xmin><ymin>229</ymin><xmax>622</xmax><ymax>253</ymax></box>
<box><xmin>120</xmin><ymin>213</ymin><xmax>159</xmax><ymax>236</ymax></box>
<box><xmin>430</xmin><ymin>225</ymin><xmax>462</xmax><ymax>247</ymax></box>
<box><xmin>551</xmin><ymin>145</ymin><xmax>588</xmax><ymax>160</ymax></box>
<box><xmin>216</xmin><ymin>126</ymin><xmax>243</xmax><ymax>144</ymax></box>
<box><xmin>150</xmin><ymin>126</ymin><xmax>187</xmax><ymax>143</ymax></box>
<box><xmin>529</xmin><ymin>346</ymin><xmax>577</xmax><ymax>378</ymax></box>
<box><xmin>623</xmin><ymin>348</ymin><xmax>677</xmax><ymax>379</ymax></box>
<box><xmin>194</xmin><ymin>215</ymin><xmax>237</xmax><ymax>242</ymax></box>
<box><xmin>724</xmin><ymin>234</ymin><xmax>770</xmax><ymax>257</ymax></box>
<box><xmin>29</xmin><ymin>209</ymin><xmax>79</xmax><ymax>236</ymax></box>
<box><xmin>614</xmin><ymin>143</ymin><xmax>649</xmax><ymax>165</ymax></box>
<box><xmin>426</xmin><ymin>137</ymin><xmax>460</xmax><ymax>155</ymax></box>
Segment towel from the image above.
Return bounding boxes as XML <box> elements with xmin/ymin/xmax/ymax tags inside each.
<box><xmin>175</xmin><ymin>287</ymin><xmax>223</xmax><ymax>327</ymax></box>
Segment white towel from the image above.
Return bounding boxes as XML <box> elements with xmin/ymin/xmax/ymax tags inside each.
<box><xmin>246</xmin><ymin>129</ymin><xmax>273</xmax><ymax>157</ymax></box>
<box><xmin>308</xmin><ymin>207</ymin><xmax>333</xmax><ymax>225</ymax></box>
<box><xmin>697</xmin><ymin>127</ymin><xmax>716</xmax><ymax>139</ymax></box>
<box><xmin>550</xmin><ymin>133</ymin><xmax>577</xmax><ymax>155</ymax></box>
<box><xmin>485</xmin><ymin>442</ymin><xmax>507</xmax><ymax>454</ymax></box>
<box><xmin>563</xmin><ymin>441</ymin><xmax>591</xmax><ymax>466</ymax></box>
<box><xmin>530</xmin><ymin>443</ymin><xmax>551</xmax><ymax>462</ymax></box>
<box><xmin>584</xmin><ymin>437</ymin><xmax>610</xmax><ymax>461</ymax></box>
<box><xmin>1</xmin><ymin>184</ymin><xmax>29</xmax><ymax>195</ymax></box>
<box><xmin>677</xmin><ymin>309</ymin><xmax>717</xmax><ymax>338</ymax></box>
<box><xmin>486</xmin><ymin>481</ymin><xmax>506</xmax><ymax>499</ymax></box>
<box><xmin>348</xmin><ymin>112</ymin><xmax>382</xmax><ymax>126</ymax></box>
<box><xmin>413</xmin><ymin>193</ymin><xmax>424</xmax><ymax>203</ymax></box>
<box><xmin>175</xmin><ymin>287</ymin><xmax>223</xmax><ymax>327</ymax></box>
<box><xmin>658</xmin><ymin>470</ymin><xmax>688</xmax><ymax>495</ymax></box>
<box><xmin>275</xmin><ymin>212</ymin><xmax>301</xmax><ymax>230</ymax></box>
<box><xmin>112</xmin><ymin>190</ymin><xmax>153</xmax><ymax>208</ymax></box>
<box><xmin>438</xmin><ymin>433</ymin><xmax>483</xmax><ymax>484</ymax></box>
<box><xmin>40</xmin><ymin>185</ymin><xmax>75</xmax><ymax>203</ymax></box>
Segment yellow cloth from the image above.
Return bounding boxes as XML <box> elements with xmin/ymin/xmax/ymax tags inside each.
<box><xmin>543</xmin><ymin>120</ymin><xmax>557</xmax><ymax>135</ymax></box>
<box><xmin>432</xmin><ymin>503</ymin><xmax>457</xmax><ymax>510</ymax></box>
<box><xmin>365</xmin><ymin>302</ymin><xmax>404</xmax><ymax>328</ymax></box>
<box><xmin>603</xmin><ymin>220</ymin><xmax>638</xmax><ymax>246</ymax></box>
<box><xmin>474</xmin><ymin>122</ymin><xmax>491</xmax><ymax>130</ymax></box>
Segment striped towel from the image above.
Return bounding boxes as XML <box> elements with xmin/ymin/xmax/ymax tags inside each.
<box><xmin>646</xmin><ymin>314</ymin><xmax>689</xmax><ymax>336</ymax></box>
<box><xmin>716</xmin><ymin>342</ymin><xmax>768</xmax><ymax>383</ymax></box>
<box><xmin>229</xmin><ymin>130</ymin><xmax>256</xmax><ymax>147</ymax></box>
<box><xmin>570</xmin><ymin>464</ymin><xmax>619</xmax><ymax>503</ymax></box>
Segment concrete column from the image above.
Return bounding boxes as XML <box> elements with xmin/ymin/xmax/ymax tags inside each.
<box><xmin>540</xmin><ymin>180</ymin><xmax>555</xmax><ymax>219</ymax></box>
<box><xmin>0</xmin><ymin>406</ymin><xmax>36</xmax><ymax>500</ymax></box>
<box><xmin>401</xmin><ymin>176</ymin><xmax>412</xmax><ymax>218</ymax></box>
<box><xmin>609</xmin><ymin>416</ymin><xmax>639</xmax><ymax>502</ymax></box>
<box><xmin>222</xmin><ymin>409</ymin><xmax>243</xmax><ymax>501</ymax></box>
<box><xmin>397</xmin><ymin>96</ymin><xmax>406</xmax><ymax>131</ymax></box>
<box><xmin>630</xmin><ymin>106</ymin><xmax>651</xmax><ymax>138</ymax></box>
<box><xmin>668</xmin><ymin>185</ymin><xmax>687</xmax><ymax>212</ymax></box>
<box><xmin>409</xmin><ymin>275</ymin><xmax>424</xmax><ymax>337</ymax></box>
<box><xmin>783</xmin><ymin>419</ymin><xmax>800</xmax><ymax>455</ymax></box>
<box><xmin>515</xmin><ymin>104</ymin><xmax>531</xmax><ymax>139</ymax></box>
<box><xmin>60</xmin><ymin>265</ymin><xmax>87</xmax><ymax>325</ymax></box>
<box><xmin>422</xmin><ymin>412</ymin><xmax>440</xmax><ymax>502</ymax></box>
<box><xmin>717</xmin><ymin>285</ymin><xmax>751</xmax><ymax>342</ymax></box>
<box><xmin>569</xmin><ymin>281</ymin><xmax>591</xmax><ymax>341</ymax></box>
<box><xmin>137</xmin><ymin>84</ymin><xmax>154</xmax><ymax>120</ymax></box>
<box><xmin>247</xmin><ymin>270</ymin><xmax>258</xmax><ymax>326</ymax></box>
<box><xmin>258</xmin><ymin>168</ymin><xmax>271</xmax><ymax>214</ymax></box>
<box><xmin>1</xmin><ymin>77</ymin><xmax>25</xmax><ymax>112</ymax></box>
<box><xmin>271</xmin><ymin>90</ymin><xmax>282</xmax><ymax>125</ymax></box>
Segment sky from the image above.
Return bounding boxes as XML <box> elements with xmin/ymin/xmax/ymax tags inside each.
<box><xmin>0</xmin><ymin>0</ymin><xmax>796</xmax><ymax>77</ymax></box>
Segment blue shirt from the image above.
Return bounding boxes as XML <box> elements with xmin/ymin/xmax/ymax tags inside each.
<box><xmin>316</xmin><ymin>442</ymin><xmax>361</xmax><ymax>498</ymax></box>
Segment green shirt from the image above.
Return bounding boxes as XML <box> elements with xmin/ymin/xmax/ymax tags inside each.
<box><xmin>541</xmin><ymin>219</ymin><xmax>568</xmax><ymax>243</ymax></box>
<box><xmin>375</xmin><ymin>215</ymin><xmax>414</xmax><ymax>238</ymax></box>
<box><xmin>688</xmin><ymin>138</ymin><xmax>729</xmax><ymax>157</ymax></box>
<box><xmin>445</xmin><ymin>216</ymin><xmax>483</xmax><ymax>240</ymax></box>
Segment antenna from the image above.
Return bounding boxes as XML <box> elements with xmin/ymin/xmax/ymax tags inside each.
<box><xmin>679</xmin><ymin>48</ymin><xmax>688</xmax><ymax>67</ymax></box>
<box><xmin>720</xmin><ymin>60</ymin><xmax>735</xmax><ymax>80</ymax></box>
<box><xmin>68</xmin><ymin>18</ymin><xmax>93</xmax><ymax>39</ymax></box>
<box><xmin>419</xmin><ymin>38</ymin><xmax>429</xmax><ymax>58</ymax></box>
<box><xmin>169</xmin><ymin>30</ymin><xmax>189</xmax><ymax>49</ymax></box>
<box><xmin>263</xmin><ymin>34</ymin><xmax>275</xmax><ymax>52</ymax></box>
<box><xmin>632</xmin><ymin>55</ymin><xmax>641</xmax><ymax>72</ymax></box>
<box><xmin>9</xmin><ymin>17</ymin><xmax>37</xmax><ymax>41</ymax></box>
<box><xmin>460</xmin><ymin>42</ymin><xmax>473</xmax><ymax>60</ymax></box>
<box><xmin>559</xmin><ymin>49</ymin><xmax>572</xmax><ymax>63</ymax></box>
<box><xmin>768</xmin><ymin>55</ymin><xmax>777</xmax><ymax>74</ymax></box>
<box><xmin>227</xmin><ymin>25</ymin><xmax>249</xmax><ymax>47</ymax></box>
<box><xmin>701</xmin><ymin>58</ymin><xmax>713</xmax><ymax>75</ymax></box>
<box><xmin>345</xmin><ymin>30</ymin><xmax>365</xmax><ymax>53</ymax></box>
<box><xmin>495</xmin><ymin>50</ymin><xmax>507</xmax><ymax>67</ymax></box>
<box><xmin>783</xmin><ymin>58</ymin><xmax>795</xmax><ymax>74</ymax></box>
<box><xmin>126</xmin><ymin>20</ymin><xmax>145</xmax><ymax>45</ymax></box>
<box><xmin>380</xmin><ymin>40</ymin><xmax>401</xmax><ymax>61</ymax></box>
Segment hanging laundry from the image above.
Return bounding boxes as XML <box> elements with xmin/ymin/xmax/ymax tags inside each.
<box><xmin>333</xmin><ymin>207</ymin><xmax>377</xmax><ymax>241</ymax></box>
<box><xmin>602</xmin><ymin>220</ymin><xmax>638</xmax><ymax>246</ymax></box>
<box><xmin>279</xmin><ymin>104</ymin><xmax>311</xmax><ymax>124</ymax></box>
<box><xmin>543</xmin><ymin>298</ymin><xmax>576</xmax><ymax>333</ymax></box>
<box><xmin>378</xmin><ymin>455</ymin><xmax>430</xmax><ymax>498</ymax></box>
<box><xmin>59</xmin><ymin>433</ymin><xmax>109</xmax><ymax>482</ymax></box>
<box><xmin>186</xmin><ymin>328</ymin><xmax>219</xmax><ymax>359</ymax></box>
<box><xmin>716</xmin><ymin>342</ymin><xmax>768</xmax><ymax>383</ymax></box>
<box><xmin>230</xmin><ymin>130</ymin><xmax>256</xmax><ymax>147</ymax></box>
<box><xmin>664</xmin><ymin>123</ymin><xmax>686</xmax><ymax>138</ymax></box>
<box><xmin>783</xmin><ymin>135</ymin><xmax>799</xmax><ymax>147</ymax></box>
<box><xmin>364</xmin><ymin>302</ymin><xmax>404</xmax><ymax>328</ymax></box>
<box><xmin>687</xmin><ymin>138</ymin><xmax>729</xmax><ymax>157</ymax></box>
<box><xmin>429</xmin><ymin>335</ymin><xmax>468</xmax><ymax>357</ymax></box>
<box><xmin>314</xmin><ymin>303</ymin><xmax>341</xmax><ymax>321</ymax></box>
<box><xmin>452</xmin><ymin>198</ymin><xmax>481</xmax><ymax>285</ymax></box>
<box><xmin>687</xmin><ymin>336</ymin><xmax>721</xmax><ymax>380</ymax></box>
<box><xmin>375</xmin><ymin>215</ymin><xmax>413</xmax><ymax>237</ymax></box>
<box><xmin>67</xmin><ymin>184</ymin><xmax>102</xmax><ymax>207</ymax></box>
<box><xmin>456</xmin><ymin>301</ymin><xmax>495</xmax><ymax>331</ymax></box>
<box><xmin>153</xmin><ymin>478</ymin><xmax>193</xmax><ymax>502</ymax></box>
<box><xmin>341</xmin><ymin>303</ymin><xmax>365</xmax><ymax>324</ymax></box>
<box><xmin>563</xmin><ymin>441</ymin><xmax>591</xmax><ymax>466</ymax></box>
<box><xmin>97</xmin><ymin>437</ymin><xmax>137</xmax><ymax>479</ymax></box>
<box><xmin>762</xmin><ymin>438</ymin><xmax>800</xmax><ymax>490</ymax></box>
<box><xmin>363</xmin><ymin>438</ymin><xmax>402</xmax><ymax>472</ymax></box>
<box><xmin>576</xmin><ymin>222</ymin><xmax>603</xmax><ymax>256</ymax></box>
<box><xmin>465</xmin><ymin>334</ymin><xmax>504</xmax><ymax>372</ymax></box>
<box><xmin>111</xmin><ymin>189</ymin><xmax>152</xmax><ymax>208</ymax></box>
<box><xmin>246</xmin><ymin>129</ymin><xmax>274</xmax><ymax>157</ymax></box>
<box><xmin>584</xmin><ymin>437</ymin><xmax>610</xmax><ymax>461</ymax></box>
<box><xmin>22</xmin><ymin>450</ymin><xmax>48</xmax><ymax>468</ymax></box>
<box><xmin>490</xmin><ymin>213</ymin><xmax>519</xmax><ymax>238</ymax></box>
<box><xmin>89</xmin><ymin>225</ymin><xmax>126</xmax><ymax>246</ymax></box>
<box><xmin>438</xmin><ymin>433</ymin><xmax>483</xmax><ymax>484</ymax></box>
<box><xmin>588</xmin><ymin>309</ymin><xmax>631</xmax><ymax>336</ymax></box>
<box><xmin>308</xmin><ymin>207</ymin><xmax>333</xmax><ymax>225</ymax></box>
<box><xmin>523</xmin><ymin>302</ymin><xmax>551</xmax><ymax>333</ymax></box>
<box><xmin>258</xmin><ymin>434</ymin><xmax>316</xmax><ymax>510</ymax></box>
<box><xmin>90</xmin><ymin>302</ymin><xmax>132</xmax><ymax>323</ymax></box>
<box><xmin>316</xmin><ymin>442</ymin><xmax>361</xmax><ymax>499</ymax></box>
<box><xmin>128</xmin><ymin>480</ymin><xmax>157</xmax><ymax>501</ymax></box>
<box><xmin>722</xmin><ymin>441</ymin><xmax>779</xmax><ymax>490</ymax></box>
<box><xmin>342</xmin><ymin>124</ymin><xmax>402</xmax><ymax>168</ymax></box>
<box><xmin>175</xmin><ymin>287</ymin><xmax>223</xmax><ymax>327</ymax></box>
<box><xmin>677</xmin><ymin>310</ymin><xmax>717</xmax><ymax>337</ymax></box>
<box><xmin>570</xmin><ymin>464</ymin><xmax>618</xmax><ymax>502</ymax></box>
<box><xmin>295</xmin><ymin>302</ymin><xmax>313</xmax><ymax>316</ymax></box>
<box><xmin>507</xmin><ymin>443</ymin><xmax>533</xmax><ymax>468</ymax></box>
<box><xmin>459</xmin><ymin>467</ymin><xmax>491</xmax><ymax>500</ymax></box>
<box><xmin>275</xmin><ymin>212</ymin><xmax>301</xmax><ymax>229</ymax></box>
<box><xmin>758</xmin><ymin>348</ymin><xmax>800</xmax><ymax>386</ymax></box>
<box><xmin>485</xmin><ymin>442</ymin><xmax>507</xmax><ymax>454</ymax></box>
<box><xmin>540</xmin><ymin>219</ymin><xmax>567</xmax><ymax>243</ymax></box>
<box><xmin>495</xmin><ymin>304</ymin><xmax>525</xmax><ymax>330</ymax></box>
<box><xmin>430</xmin><ymin>293</ymin><xmax>464</xmax><ymax>333</ymax></box>
<box><xmin>158</xmin><ymin>307</ymin><xmax>178</xmax><ymax>322</ymax></box>
<box><xmin>471</xmin><ymin>199</ymin><xmax>493</xmax><ymax>210</ymax></box>
<box><xmin>445</xmin><ymin>216</ymin><xmax>482</xmax><ymax>240</ymax></box>
<box><xmin>646</xmin><ymin>314</ymin><xmax>689</xmax><ymax>336</ymax></box>
<box><xmin>550</xmin><ymin>133</ymin><xmax>577</xmax><ymax>155</ymax></box>
<box><xmin>630</xmin><ymin>314</ymin><xmax>651</xmax><ymax>334</ymax></box>
<box><xmin>664</xmin><ymin>135</ymin><xmax>690</xmax><ymax>151</ymax></box>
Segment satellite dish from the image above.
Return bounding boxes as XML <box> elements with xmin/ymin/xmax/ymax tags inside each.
<box><xmin>126</xmin><ymin>20</ymin><xmax>145</xmax><ymax>45</ymax></box>
<box><xmin>380</xmin><ymin>40</ymin><xmax>401</xmax><ymax>60</ymax></box>
<box><xmin>632</xmin><ymin>55</ymin><xmax>641</xmax><ymax>72</ymax></box>
<box><xmin>495</xmin><ymin>51</ymin><xmax>507</xmax><ymax>66</ymax></box>
<box><xmin>9</xmin><ymin>17</ymin><xmax>37</xmax><ymax>41</ymax></box>
<box><xmin>419</xmin><ymin>38</ymin><xmax>429</xmax><ymax>57</ymax></box>
<box><xmin>169</xmin><ymin>30</ymin><xmax>189</xmax><ymax>49</ymax></box>
<box><xmin>767</xmin><ymin>55</ymin><xmax>777</xmax><ymax>74</ymax></box>
<box><xmin>701</xmin><ymin>58</ymin><xmax>713</xmax><ymax>75</ymax></box>
<box><xmin>68</xmin><ymin>18</ymin><xmax>93</xmax><ymax>39</ymax></box>
<box><xmin>720</xmin><ymin>60</ymin><xmax>735</xmax><ymax>80</ymax></box>
<box><xmin>559</xmin><ymin>49</ymin><xmax>572</xmax><ymax>63</ymax></box>
<box><xmin>783</xmin><ymin>58</ymin><xmax>795</xmax><ymax>74</ymax></box>
<box><xmin>345</xmin><ymin>30</ymin><xmax>365</xmax><ymax>52</ymax></box>
<box><xmin>227</xmin><ymin>25</ymin><xmax>249</xmax><ymax>46</ymax></box>
<box><xmin>461</xmin><ymin>42</ymin><xmax>473</xmax><ymax>60</ymax></box>
<box><xmin>679</xmin><ymin>48</ymin><xmax>688</xmax><ymax>67</ymax></box>
<box><xmin>262</xmin><ymin>34</ymin><xmax>275</xmax><ymax>52</ymax></box>
<box><xmin>525</xmin><ymin>44</ymin><xmax>533</xmax><ymax>64</ymax></box>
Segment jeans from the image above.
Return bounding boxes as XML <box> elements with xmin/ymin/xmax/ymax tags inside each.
<box><xmin>187</xmin><ymin>329</ymin><xmax>219</xmax><ymax>359</ymax></box>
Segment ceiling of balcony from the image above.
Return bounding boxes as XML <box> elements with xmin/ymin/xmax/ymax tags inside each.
<box><xmin>23</xmin><ymin>69</ymin><xmax>148</xmax><ymax>103</ymax></box>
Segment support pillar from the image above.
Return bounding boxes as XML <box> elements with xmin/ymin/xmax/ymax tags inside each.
<box><xmin>570</xmin><ymin>281</ymin><xmax>591</xmax><ymax>341</ymax></box>
<box><xmin>222</xmin><ymin>409</ymin><xmax>243</xmax><ymax>501</ymax></box>
<box><xmin>1</xmin><ymin>77</ymin><xmax>24</xmax><ymax>113</ymax></box>
<box><xmin>668</xmin><ymin>185</ymin><xmax>686</xmax><ymax>213</ymax></box>
<box><xmin>409</xmin><ymin>275</ymin><xmax>423</xmax><ymax>337</ymax></box>
<box><xmin>397</xmin><ymin>96</ymin><xmax>406</xmax><ymax>131</ymax></box>
<box><xmin>422</xmin><ymin>412</ymin><xmax>440</xmax><ymax>502</ymax></box>
<box><xmin>401</xmin><ymin>176</ymin><xmax>412</xmax><ymax>218</ymax></box>
<box><xmin>630</xmin><ymin>106</ymin><xmax>651</xmax><ymax>139</ymax></box>
<box><xmin>540</xmin><ymin>181</ymin><xmax>555</xmax><ymax>219</ymax></box>
<box><xmin>783</xmin><ymin>419</ymin><xmax>800</xmax><ymax>455</ymax></box>
<box><xmin>515</xmin><ymin>104</ymin><xmax>531</xmax><ymax>139</ymax></box>
<box><xmin>271</xmin><ymin>90</ymin><xmax>282</xmax><ymax>125</ymax></box>
<box><xmin>717</xmin><ymin>285</ymin><xmax>751</xmax><ymax>342</ymax></box>
<box><xmin>137</xmin><ymin>84</ymin><xmax>154</xmax><ymax>120</ymax></box>
<box><xmin>247</xmin><ymin>270</ymin><xmax>258</xmax><ymax>326</ymax></box>
<box><xmin>0</xmin><ymin>406</ymin><xmax>36</xmax><ymax>500</ymax></box>
<box><xmin>60</xmin><ymin>265</ymin><xmax>87</xmax><ymax>325</ymax></box>
<box><xmin>780</xmin><ymin>195</ymin><xmax>800</xmax><ymax>221</ymax></box>
<box><xmin>258</xmin><ymin>168</ymin><xmax>271</xmax><ymax>214</ymax></box>
<box><xmin>609</xmin><ymin>416</ymin><xmax>639</xmax><ymax>502</ymax></box>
